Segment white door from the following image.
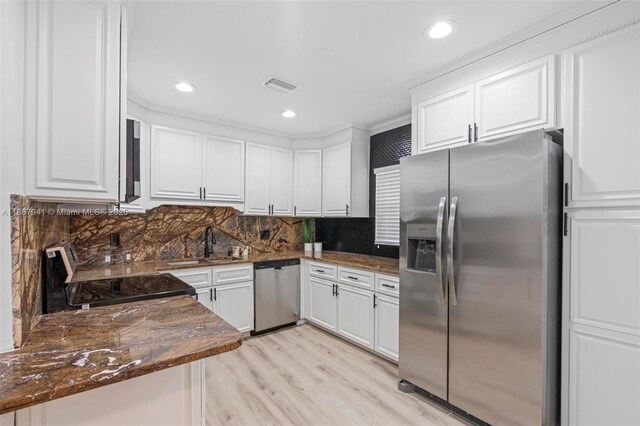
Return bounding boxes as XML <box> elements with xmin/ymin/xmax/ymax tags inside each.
<box><xmin>565</xmin><ymin>210</ymin><xmax>640</xmax><ymax>425</ymax></box>
<box><xmin>474</xmin><ymin>55</ymin><xmax>556</xmax><ymax>141</ymax></box>
<box><xmin>322</xmin><ymin>142</ymin><xmax>351</xmax><ymax>216</ymax></box>
<box><xmin>244</xmin><ymin>142</ymin><xmax>271</xmax><ymax>215</ymax></box>
<box><xmin>202</xmin><ymin>135</ymin><xmax>244</xmax><ymax>205</ymax></box>
<box><xmin>374</xmin><ymin>294</ymin><xmax>399</xmax><ymax>361</ymax></box>
<box><xmin>213</xmin><ymin>281</ymin><xmax>254</xmax><ymax>333</ymax></box>
<box><xmin>270</xmin><ymin>147</ymin><xmax>294</xmax><ymax>216</ymax></box>
<box><xmin>337</xmin><ymin>284</ymin><xmax>374</xmax><ymax>349</ymax></box>
<box><xmin>416</xmin><ymin>85</ymin><xmax>474</xmax><ymax>153</ymax></box>
<box><xmin>308</xmin><ymin>277</ymin><xmax>338</xmax><ymax>331</ymax></box>
<box><xmin>564</xmin><ymin>26</ymin><xmax>640</xmax><ymax>208</ymax></box>
<box><xmin>293</xmin><ymin>150</ymin><xmax>322</xmax><ymax>216</ymax></box>
<box><xmin>25</xmin><ymin>0</ymin><xmax>121</xmax><ymax>201</ymax></box>
<box><xmin>194</xmin><ymin>287</ymin><xmax>214</xmax><ymax>312</ymax></box>
<box><xmin>150</xmin><ymin>126</ymin><xmax>201</xmax><ymax>200</ymax></box>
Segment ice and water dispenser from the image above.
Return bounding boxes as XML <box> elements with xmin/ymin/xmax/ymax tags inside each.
<box><xmin>406</xmin><ymin>224</ymin><xmax>437</xmax><ymax>273</ymax></box>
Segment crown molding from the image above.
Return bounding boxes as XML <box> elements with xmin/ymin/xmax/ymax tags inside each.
<box><xmin>404</xmin><ymin>1</ymin><xmax>619</xmax><ymax>92</ymax></box>
<box><xmin>369</xmin><ymin>113</ymin><xmax>411</xmax><ymax>136</ymax></box>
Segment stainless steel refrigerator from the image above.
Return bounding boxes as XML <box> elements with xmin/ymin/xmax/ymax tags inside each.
<box><xmin>398</xmin><ymin>129</ymin><xmax>561</xmax><ymax>425</ymax></box>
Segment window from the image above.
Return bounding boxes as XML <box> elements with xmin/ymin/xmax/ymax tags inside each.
<box><xmin>374</xmin><ymin>165</ymin><xmax>400</xmax><ymax>246</ymax></box>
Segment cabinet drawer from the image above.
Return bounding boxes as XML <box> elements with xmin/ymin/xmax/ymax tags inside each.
<box><xmin>309</xmin><ymin>262</ymin><xmax>337</xmax><ymax>281</ymax></box>
<box><xmin>375</xmin><ymin>274</ymin><xmax>399</xmax><ymax>297</ymax></box>
<box><xmin>167</xmin><ymin>268</ymin><xmax>212</xmax><ymax>289</ymax></box>
<box><xmin>338</xmin><ymin>266</ymin><xmax>374</xmax><ymax>291</ymax></box>
<box><xmin>212</xmin><ymin>264</ymin><xmax>253</xmax><ymax>285</ymax></box>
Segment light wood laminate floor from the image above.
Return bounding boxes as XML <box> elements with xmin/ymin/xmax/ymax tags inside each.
<box><xmin>205</xmin><ymin>324</ymin><xmax>465</xmax><ymax>426</ymax></box>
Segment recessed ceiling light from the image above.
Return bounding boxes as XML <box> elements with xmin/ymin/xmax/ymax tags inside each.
<box><xmin>281</xmin><ymin>110</ymin><xmax>296</xmax><ymax>118</ymax></box>
<box><xmin>424</xmin><ymin>20</ymin><xmax>457</xmax><ymax>39</ymax></box>
<box><xmin>175</xmin><ymin>82</ymin><xmax>196</xmax><ymax>93</ymax></box>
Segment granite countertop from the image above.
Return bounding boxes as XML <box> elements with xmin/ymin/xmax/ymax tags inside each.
<box><xmin>73</xmin><ymin>251</ymin><xmax>399</xmax><ymax>282</ymax></box>
<box><xmin>0</xmin><ymin>296</ymin><xmax>242</xmax><ymax>414</ymax></box>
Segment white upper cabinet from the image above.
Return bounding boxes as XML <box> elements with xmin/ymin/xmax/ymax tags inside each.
<box><xmin>474</xmin><ymin>55</ymin><xmax>556</xmax><ymax>141</ymax></box>
<box><xmin>25</xmin><ymin>0</ymin><xmax>123</xmax><ymax>201</ymax></box>
<box><xmin>293</xmin><ymin>150</ymin><xmax>322</xmax><ymax>216</ymax></box>
<box><xmin>416</xmin><ymin>85</ymin><xmax>474</xmax><ymax>152</ymax></box>
<box><xmin>413</xmin><ymin>55</ymin><xmax>557</xmax><ymax>154</ymax></box>
<box><xmin>150</xmin><ymin>126</ymin><xmax>245</xmax><ymax>207</ymax></box>
<box><xmin>322</xmin><ymin>140</ymin><xmax>369</xmax><ymax>217</ymax></box>
<box><xmin>202</xmin><ymin>135</ymin><xmax>245</xmax><ymax>204</ymax></box>
<box><xmin>270</xmin><ymin>147</ymin><xmax>294</xmax><ymax>216</ymax></box>
<box><xmin>245</xmin><ymin>143</ymin><xmax>293</xmax><ymax>216</ymax></box>
<box><xmin>564</xmin><ymin>26</ymin><xmax>640</xmax><ymax>208</ymax></box>
<box><xmin>150</xmin><ymin>126</ymin><xmax>202</xmax><ymax>200</ymax></box>
<box><xmin>244</xmin><ymin>143</ymin><xmax>271</xmax><ymax>215</ymax></box>
<box><xmin>322</xmin><ymin>142</ymin><xmax>351</xmax><ymax>216</ymax></box>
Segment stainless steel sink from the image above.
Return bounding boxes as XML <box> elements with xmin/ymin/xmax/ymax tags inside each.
<box><xmin>165</xmin><ymin>260</ymin><xmax>200</xmax><ymax>266</ymax></box>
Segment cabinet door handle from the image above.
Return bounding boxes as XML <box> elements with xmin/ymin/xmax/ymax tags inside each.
<box><xmin>209</xmin><ymin>288</ymin><xmax>213</xmax><ymax>301</ymax></box>
<box><xmin>294</xmin><ymin>205</ymin><xmax>297</xmax><ymax>216</ymax></box>
<box><xmin>213</xmin><ymin>287</ymin><xmax>217</xmax><ymax>301</ymax></box>
<box><xmin>346</xmin><ymin>204</ymin><xmax>349</xmax><ymax>216</ymax></box>
<box><xmin>332</xmin><ymin>283</ymin><xmax>335</xmax><ymax>296</ymax></box>
<box><xmin>335</xmin><ymin>285</ymin><xmax>339</xmax><ymax>296</ymax></box>
<box><xmin>203</xmin><ymin>187</ymin><xmax>206</xmax><ymax>200</ymax></box>
<box><xmin>316</xmin><ymin>269</ymin><xmax>325</xmax><ymax>273</ymax></box>
<box><xmin>382</xmin><ymin>283</ymin><xmax>396</xmax><ymax>289</ymax></box>
<box><xmin>474</xmin><ymin>123</ymin><xmax>478</xmax><ymax>142</ymax></box>
<box><xmin>199</xmin><ymin>187</ymin><xmax>202</xmax><ymax>199</ymax></box>
<box><xmin>373</xmin><ymin>294</ymin><xmax>377</xmax><ymax>308</ymax></box>
<box><xmin>347</xmin><ymin>275</ymin><xmax>359</xmax><ymax>280</ymax></box>
<box><xmin>468</xmin><ymin>124</ymin><xmax>472</xmax><ymax>143</ymax></box>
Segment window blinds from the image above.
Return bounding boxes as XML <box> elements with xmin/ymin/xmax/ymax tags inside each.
<box><xmin>374</xmin><ymin>165</ymin><xmax>400</xmax><ymax>246</ymax></box>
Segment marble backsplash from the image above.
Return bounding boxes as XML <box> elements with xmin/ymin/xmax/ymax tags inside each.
<box><xmin>10</xmin><ymin>195</ymin><xmax>69</xmax><ymax>348</ymax></box>
<box><xmin>70</xmin><ymin>205</ymin><xmax>306</xmax><ymax>267</ymax></box>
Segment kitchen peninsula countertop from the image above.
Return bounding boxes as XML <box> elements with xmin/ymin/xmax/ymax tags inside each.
<box><xmin>72</xmin><ymin>250</ymin><xmax>399</xmax><ymax>282</ymax></box>
<box><xmin>0</xmin><ymin>296</ymin><xmax>242</xmax><ymax>414</ymax></box>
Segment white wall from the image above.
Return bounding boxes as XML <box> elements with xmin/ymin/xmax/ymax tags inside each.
<box><xmin>0</xmin><ymin>0</ymin><xmax>26</xmax><ymax>352</ymax></box>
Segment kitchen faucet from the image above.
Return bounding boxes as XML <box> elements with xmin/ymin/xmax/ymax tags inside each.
<box><xmin>204</xmin><ymin>226</ymin><xmax>216</xmax><ymax>258</ymax></box>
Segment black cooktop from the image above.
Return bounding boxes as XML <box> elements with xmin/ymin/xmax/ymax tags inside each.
<box><xmin>65</xmin><ymin>274</ymin><xmax>196</xmax><ymax>309</ymax></box>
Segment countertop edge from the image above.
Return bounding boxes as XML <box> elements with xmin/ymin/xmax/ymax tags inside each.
<box><xmin>0</xmin><ymin>337</ymin><xmax>242</xmax><ymax>415</ymax></box>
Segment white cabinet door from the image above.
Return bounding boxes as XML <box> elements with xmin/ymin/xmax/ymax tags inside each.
<box><xmin>569</xmin><ymin>210</ymin><xmax>640</xmax><ymax>336</ymax></box>
<box><xmin>245</xmin><ymin>142</ymin><xmax>271</xmax><ymax>215</ymax></box>
<box><xmin>213</xmin><ymin>281</ymin><xmax>254</xmax><ymax>333</ymax></box>
<box><xmin>25</xmin><ymin>0</ymin><xmax>121</xmax><ymax>201</ymax></box>
<box><xmin>150</xmin><ymin>126</ymin><xmax>201</xmax><ymax>200</ymax></box>
<box><xmin>474</xmin><ymin>55</ymin><xmax>556</xmax><ymax>141</ymax></box>
<box><xmin>202</xmin><ymin>135</ymin><xmax>244</xmax><ymax>205</ymax></box>
<box><xmin>308</xmin><ymin>277</ymin><xmax>338</xmax><ymax>331</ymax></box>
<box><xmin>374</xmin><ymin>294</ymin><xmax>399</xmax><ymax>361</ymax></box>
<box><xmin>564</xmin><ymin>26</ymin><xmax>640</xmax><ymax>208</ymax></box>
<box><xmin>337</xmin><ymin>284</ymin><xmax>374</xmax><ymax>349</ymax></box>
<box><xmin>270</xmin><ymin>147</ymin><xmax>294</xmax><ymax>216</ymax></box>
<box><xmin>322</xmin><ymin>142</ymin><xmax>351</xmax><ymax>216</ymax></box>
<box><xmin>194</xmin><ymin>287</ymin><xmax>214</xmax><ymax>312</ymax></box>
<box><xmin>415</xmin><ymin>85</ymin><xmax>474</xmax><ymax>153</ymax></box>
<box><xmin>569</xmin><ymin>330</ymin><xmax>640</xmax><ymax>426</ymax></box>
<box><xmin>293</xmin><ymin>150</ymin><xmax>322</xmax><ymax>216</ymax></box>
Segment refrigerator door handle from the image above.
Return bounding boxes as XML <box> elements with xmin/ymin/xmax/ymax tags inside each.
<box><xmin>435</xmin><ymin>196</ymin><xmax>447</xmax><ymax>303</ymax></box>
<box><xmin>447</xmin><ymin>197</ymin><xmax>459</xmax><ymax>305</ymax></box>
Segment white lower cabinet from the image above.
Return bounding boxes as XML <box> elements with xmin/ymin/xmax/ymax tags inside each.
<box><xmin>306</xmin><ymin>263</ymin><xmax>399</xmax><ymax>362</ymax></box>
<box><xmin>167</xmin><ymin>265</ymin><xmax>254</xmax><ymax>333</ymax></box>
<box><xmin>213</xmin><ymin>281</ymin><xmax>254</xmax><ymax>333</ymax></box>
<box><xmin>337</xmin><ymin>284</ymin><xmax>375</xmax><ymax>349</ymax></box>
<box><xmin>308</xmin><ymin>277</ymin><xmax>338</xmax><ymax>332</ymax></box>
<box><xmin>374</xmin><ymin>294</ymin><xmax>399</xmax><ymax>362</ymax></box>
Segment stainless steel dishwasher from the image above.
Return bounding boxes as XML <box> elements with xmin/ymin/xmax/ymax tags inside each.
<box><xmin>252</xmin><ymin>259</ymin><xmax>300</xmax><ymax>335</ymax></box>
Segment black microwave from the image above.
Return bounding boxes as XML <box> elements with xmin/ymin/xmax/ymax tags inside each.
<box><xmin>124</xmin><ymin>119</ymin><xmax>141</xmax><ymax>203</ymax></box>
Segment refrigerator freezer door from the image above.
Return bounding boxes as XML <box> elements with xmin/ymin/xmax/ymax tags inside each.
<box><xmin>399</xmin><ymin>149</ymin><xmax>449</xmax><ymax>400</ymax></box>
<box><xmin>447</xmin><ymin>130</ymin><xmax>560</xmax><ymax>425</ymax></box>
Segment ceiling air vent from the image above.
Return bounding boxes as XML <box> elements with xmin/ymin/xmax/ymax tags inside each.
<box><xmin>261</xmin><ymin>76</ymin><xmax>298</xmax><ymax>94</ymax></box>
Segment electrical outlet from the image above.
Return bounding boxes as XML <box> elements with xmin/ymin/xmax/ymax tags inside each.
<box><xmin>260</xmin><ymin>230</ymin><xmax>270</xmax><ymax>240</ymax></box>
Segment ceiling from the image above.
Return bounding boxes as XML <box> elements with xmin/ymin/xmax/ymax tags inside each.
<box><xmin>128</xmin><ymin>1</ymin><xmax>583</xmax><ymax>138</ymax></box>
